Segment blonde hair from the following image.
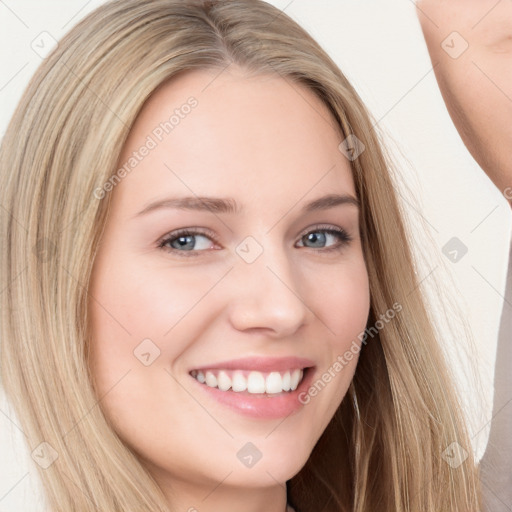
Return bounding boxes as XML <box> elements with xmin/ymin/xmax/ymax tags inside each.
<box><xmin>0</xmin><ymin>0</ymin><xmax>482</xmax><ymax>510</ymax></box>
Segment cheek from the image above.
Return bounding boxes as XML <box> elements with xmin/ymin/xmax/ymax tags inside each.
<box><xmin>88</xmin><ymin>257</ymin><xmax>222</xmax><ymax>363</ymax></box>
<box><xmin>87</xmin><ymin>256</ymin><xmax>230</xmax><ymax>432</ymax></box>
<box><xmin>86</xmin><ymin>258</ymin><xmax>215</xmax><ymax>458</ymax></box>
<box><xmin>279</xmin><ymin>263</ymin><xmax>369</xmax><ymax>466</ymax></box>
<box><xmin>294</xmin><ymin>256</ymin><xmax>369</xmax><ymax>406</ymax></box>
<box><xmin>308</xmin><ymin>256</ymin><xmax>370</xmax><ymax>346</ymax></box>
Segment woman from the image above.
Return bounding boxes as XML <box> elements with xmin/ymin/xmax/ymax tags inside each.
<box><xmin>0</xmin><ymin>0</ymin><xmax>482</xmax><ymax>510</ymax></box>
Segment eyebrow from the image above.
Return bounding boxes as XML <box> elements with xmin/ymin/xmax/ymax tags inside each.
<box><xmin>133</xmin><ymin>193</ymin><xmax>360</xmax><ymax>218</ymax></box>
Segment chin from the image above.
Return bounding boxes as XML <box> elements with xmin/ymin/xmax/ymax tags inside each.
<box><xmin>232</xmin><ymin>449</ymin><xmax>311</xmax><ymax>487</ymax></box>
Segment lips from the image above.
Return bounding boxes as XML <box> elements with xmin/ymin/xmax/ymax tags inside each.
<box><xmin>188</xmin><ymin>356</ymin><xmax>316</xmax><ymax>419</ymax></box>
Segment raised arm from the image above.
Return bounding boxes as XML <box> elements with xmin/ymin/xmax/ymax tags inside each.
<box><xmin>417</xmin><ymin>0</ymin><xmax>512</xmax><ymax>198</ymax></box>
<box><xmin>418</xmin><ymin>3</ymin><xmax>512</xmax><ymax>511</ymax></box>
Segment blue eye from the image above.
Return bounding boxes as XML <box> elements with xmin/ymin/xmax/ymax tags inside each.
<box><xmin>157</xmin><ymin>225</ymin><xmax>352</xmax><ymax>257</ymax></box>
<box><xmin>158</xmin><ymin>229</ymin><xmax>214</xmax><ymax>254</ymax></box>
<box><xmin>297</xmin><ymin>227</ymin><xmax>352</xmax><ymax>251</ymax></box>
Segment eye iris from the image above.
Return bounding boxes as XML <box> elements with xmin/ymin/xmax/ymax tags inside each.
<box><xmin>173</xmin><ymin>235</ymin><xmax>195</xmax><ymax>250</ymax></box>
<box><xmin>305</xmin><ymin>232</ymin><xmax>326</xmax><ymax>248</ymax></box>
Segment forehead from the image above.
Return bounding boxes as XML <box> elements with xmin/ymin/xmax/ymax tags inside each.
<box><xmin>113</xmin><ymin>67</ymin><xmax>355</xmax><ymax>214</ymax></box>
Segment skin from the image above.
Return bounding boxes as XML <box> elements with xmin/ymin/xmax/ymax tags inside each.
<box><xmin>417</xmin><ymin>0</ymin><xmax>512</xmax><ymax>201</ymax></box>
<box><xmin>88</xmin><ymin>66</ymin><xmax>370</xmax><ymax>512</ymax></box>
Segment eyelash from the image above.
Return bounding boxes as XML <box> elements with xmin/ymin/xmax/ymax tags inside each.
<box><xmin>157</xmin><ymin>224</ymin><xmax>353</xmax><ymax>258</ymax></box>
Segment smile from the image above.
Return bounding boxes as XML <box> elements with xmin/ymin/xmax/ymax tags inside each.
<box><xmin>189</xmin><ymin>368</ymin><xmax>305</xmax><ymax>394</ymax></box>
<box><xmin>187</xmin><ymin>356</ymin><xmax>316</xmax><ymax>419</ymax></box>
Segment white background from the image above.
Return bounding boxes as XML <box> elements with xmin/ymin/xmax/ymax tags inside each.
<box><xmin>0</xmin><ymin>1</ymin><xmax>510</xmax><ymax>509</ymax></box>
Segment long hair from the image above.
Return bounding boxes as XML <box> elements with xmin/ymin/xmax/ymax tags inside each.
<box><xmin>0</xmin><ymin>0</ymin><xmax>482</xmax><ymax>510</ymax></box>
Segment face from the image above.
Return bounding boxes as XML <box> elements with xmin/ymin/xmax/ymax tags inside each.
<box><xmin>88</xmin><ymin>66</ymin><xmax>370</xmax><ymax>505</ymax></box>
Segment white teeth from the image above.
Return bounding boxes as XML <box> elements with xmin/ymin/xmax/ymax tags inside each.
<box><xmin>217</xmin><ymin>370</ymin><xmax>232</xmax><ymax>391</ymax></box>
<box><xmin>282</xmin><ymin>371</ymin><xmax>291</xmax><ymax>391</ymax></box>
<box><xmin>205</xmin><ymin>371</ymin><xmax>217</xmax><ymax>388</ymax></box>
<box><xmin>231</xmin><ymin>371</ymin><xmax>247</xmax><ymax>392</ymax></box>
<box><xmin>265</xmin><ymin>372</ymin><xmax>283</xmax><ymax>394</ymax></box>
<box><xmin>290</xmin><ymin>369</ymin><xmax>302</xmax><ymax>391</ymax></box>
<box><xmin>192</xmin><ymin>368</ymin><xmax>306</xmax><ymax>394</ymax></box>
<box><xmin>247</xmin><ymin>371</ymin><xmax>266</xmax><ymax>394</ymax></box>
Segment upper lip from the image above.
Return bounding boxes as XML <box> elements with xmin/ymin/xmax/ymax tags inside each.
<box><xmin>190</xmin><ymin>356</ymin><xmax>315</xmax><ymax>373</ymax></box>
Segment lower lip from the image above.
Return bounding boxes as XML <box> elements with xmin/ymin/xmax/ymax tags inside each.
<box><xmin>190</xmin><ymin>368</ymin><xmax>316</xmax><ymax>419</ymax></box>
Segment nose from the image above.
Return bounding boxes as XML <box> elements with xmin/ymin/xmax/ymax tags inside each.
<box><xmin>226</xmin><ymin>243</ymin><xmax>310</xmax><ymax>338</ymax></box>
